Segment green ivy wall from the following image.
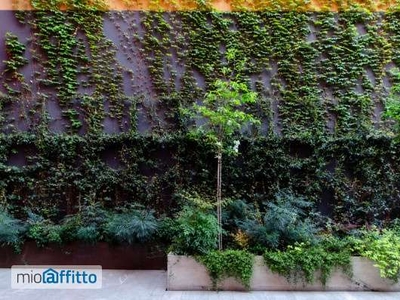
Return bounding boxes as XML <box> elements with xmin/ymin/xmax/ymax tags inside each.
<box><xmin>1</xmin><ymin>4</ymin><xmax>400</xmax><ymax>225</ymax></box>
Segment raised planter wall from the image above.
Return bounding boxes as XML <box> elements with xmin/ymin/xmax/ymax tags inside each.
<box><xmin>167</xmin><ymin>254</ymin><xmax>400</xmax><ymax>291</ymax></box>
<box><xmin>0</xmin><ymin>242</ymin><xmax>166</xmax><ymax>270</ymax></box>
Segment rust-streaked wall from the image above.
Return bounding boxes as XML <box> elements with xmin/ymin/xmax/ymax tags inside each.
<box><xmin>0</xmin><ymin>0</ymin><xmax>397</xmax><ymax>11</ymax></box>
<box><xmin>0</xmin><ymin>0</ymin><xmax>13</xmax><ymax>10</ymax></box>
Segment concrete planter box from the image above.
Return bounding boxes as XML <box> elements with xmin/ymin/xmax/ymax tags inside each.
<box><xmin>167</xmin><ymin>254</ymin><xmax>400</xmax><ymax>291</ymax></box>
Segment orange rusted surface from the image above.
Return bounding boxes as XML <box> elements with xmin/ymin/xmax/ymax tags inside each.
<box><xmin>0</xmin><ymin>0</ymin><xmax>398</xmax><ymax>11</ymax></box>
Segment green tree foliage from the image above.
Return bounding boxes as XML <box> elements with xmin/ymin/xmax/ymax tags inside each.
<box><xmin>187</xmin><ymin>78</ymin><xmax>260</xmax><ymax>149</ymax></box>
<box><xmin>183</xmin><ymin>48</ymin><xmax>260</xmax><ymax>151</ymax></box>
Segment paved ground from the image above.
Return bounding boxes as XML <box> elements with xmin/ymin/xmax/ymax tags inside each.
<box><xmin>1</xmin><ymin>269</ymin><xmax>400</xmax><ymax>300</ymax></box>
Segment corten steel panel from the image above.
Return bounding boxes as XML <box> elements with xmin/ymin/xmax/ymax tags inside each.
<box><xmin>0</xmin><ymin>241</ymin><xmax>166</xmax><ymax>270</ymax></box>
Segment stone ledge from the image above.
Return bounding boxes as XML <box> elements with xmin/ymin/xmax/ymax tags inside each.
<box><xmin>167</xmin><ymin>254</ymin><xmax>400</xmax><ymax>291</ymax></box>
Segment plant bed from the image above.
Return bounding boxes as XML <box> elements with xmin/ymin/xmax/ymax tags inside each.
<box><xmin>167</xmin><ymin>254</ymin><xmax>400</xmax><ymax>291</ymax></box>
<box><xmin>0</xmin><ymin>241</ymin><xmax>166</xmax><ymax>270</ymax></box>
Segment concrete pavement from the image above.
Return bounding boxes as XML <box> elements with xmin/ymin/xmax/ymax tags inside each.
<box><xmin>1</xmin><ymin>269</ymin><xmax>400</xmax><ymax>300</ymax></box>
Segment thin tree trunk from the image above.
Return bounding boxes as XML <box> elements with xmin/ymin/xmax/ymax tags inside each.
<box><xmin>217</xmin><ymin>149</ymin><xmax>222</xmax><ymax>250</ymax></box>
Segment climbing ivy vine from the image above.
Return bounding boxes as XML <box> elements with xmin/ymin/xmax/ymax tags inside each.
<box><xmin>2</xmin><ymin>0</ymin><xmax>400</xmax><ymax>226</ymax></box>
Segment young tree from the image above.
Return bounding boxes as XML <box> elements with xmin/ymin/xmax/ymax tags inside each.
<box><xmin>183</xmin><ymin>78</ymin><xmax>260</xmax><ymax>250</ymax></box>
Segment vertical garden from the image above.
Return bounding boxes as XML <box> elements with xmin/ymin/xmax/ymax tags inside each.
<box><xmin>1</xmin><ymin>0</ymin><xmax>400</xmax><ymax>285</ymax></box>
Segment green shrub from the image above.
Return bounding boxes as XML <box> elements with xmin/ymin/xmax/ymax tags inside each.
<box><xmin>169</xmin><ymin>206</ymin><xmax>219</xmax><ymax>255</ymax></box>
<box><xmin>157</xmin><ymin>216</ymin><xmax>175</xmax><ymax>243</ymax></box>
<box><xmin>239</xmin><ymin>190</ymin><xmax>320</xmax><ymax>249</ymax></box>
<box><xmin>198</xmin><ymin>250</ymin><xmax>254</xmax><ymax>290</ymax></box>
<box><xmin>223</xmin><ymin>199</ymin><xmax>259</xmax><ymax>231</ymax></box>
<box><xmin>27</xmin><ymin>212</ymin><xmax>62</xmax><ymax>247</ymax></box>
<box><xmin>105</xmin><ymin>208</ymin><xmax>158</xmax><ymax>244</ymax></box>
<box><xmin>354</xmin><ymin>228</ymin><xmax>400</xmax><ymax>282</ymax></box>
<box><xmin>62</xmin><ymin>203</ymin><xmax>108</xmax><ymax>244</ymax></box>
<box><xmin>0</xmin><ymin>210</ymin><xmax>26</xmax><ymax>252</ymax></box>
<box><xmin>263</xmin><ymin>239</ymin><xmax>352</xmax><ymax>285</ymax></box>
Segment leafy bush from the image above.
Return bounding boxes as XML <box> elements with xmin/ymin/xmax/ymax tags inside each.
<box><xmin>62</xmin><ymin>203</ymin><xmax>108</xmax><ymax>244</ymax></box>
<box><xmin>223</xmin><ymin>199</ymin><xmax>259</xmax><ymax>230</ymax></box>
<box><xmin>26</xmin><ymin>212</ymin><xmax>63</xmax><ymax>247</ymax></box>
<box><xmin>198</xmin><ymin>250</ymin><xmax>254</xmax><ymax>290</ymax></box>
<box><xmin>264</xmin><ymin>239</ymin><xmax>352</xmax><ymax>285</ymax></box>
<box><xmin>157</xmin><ymin>216</ymin><xmax>175</xmax><ymax>243</ymax></box>
<box><xmin>0</xmin><ymin>210</ymin><xmax>26</xmax><ymax>252</ymax></box>
<box><xmin>105</xmin><ymin>208</ymin><xmax>158</xmax><ymax>244</ymax></box>
<box><xmin>223</xmin><ymin>199</ymin><xmax>261</xmax><ymax>251</ymax></box>
<box><xmin>169</xmin><ymin>206</ymin><xmax>219</xmax><ymax>255</ymax></box>
<box><xmin>239</xmin><ymin>190</ymin><xmax>320</xmax><ymax>249</ymax></box>
<box><xmin>354</xmin><ymin>228</ymin><xmax>400</xmax><ymax>282</ymax></box>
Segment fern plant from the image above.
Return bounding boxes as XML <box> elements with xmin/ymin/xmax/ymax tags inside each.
<box><xmin>239</xmin><ymin>190</ymin><xmax>320</xmax><ymax>249</ymax></box>
<box><xmin>0</xmin><ymin>210</ymin><xmax>26</xmax><ymax>252</ymax></box>
<box><xmin>105</xmin><ymin>208</ymin><xmax>158</xmax><ymax>244</ymax></box>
